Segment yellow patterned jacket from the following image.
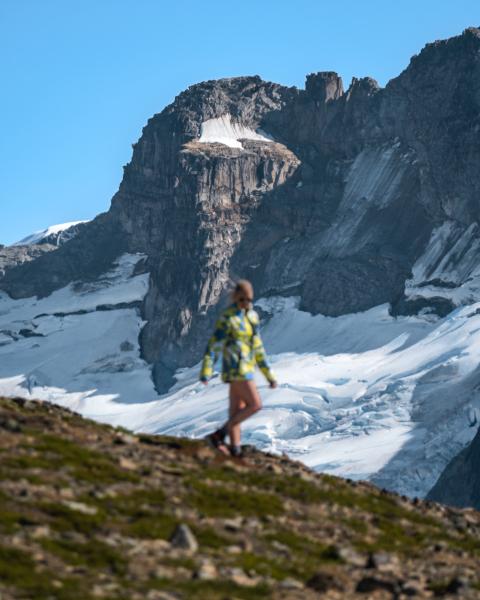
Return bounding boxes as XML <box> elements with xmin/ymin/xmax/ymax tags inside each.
<box><xmin>199</xmin><ymin>304</ymin><xmax>276</xmax><ymax>384</ymax></box>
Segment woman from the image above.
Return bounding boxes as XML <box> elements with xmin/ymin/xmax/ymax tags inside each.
<box><xmin>200</xmin><ymin>279</ymin><xmax>277</xmax><ymax>456</ymax></box>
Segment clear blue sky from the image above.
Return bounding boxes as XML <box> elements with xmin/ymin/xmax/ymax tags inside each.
<box><xmin>1</xmin><ymin>1</ymin><xmax>478</xmax><ymax>245</ymax></box>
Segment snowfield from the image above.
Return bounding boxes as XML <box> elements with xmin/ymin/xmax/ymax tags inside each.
<box><xmin>1</xmin><ymin>253</ymin><xmax>480</xmax><ymax>497</ymax></box>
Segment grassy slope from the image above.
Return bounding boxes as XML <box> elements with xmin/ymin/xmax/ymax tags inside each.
<box><xmin>0</xmin><ymin>396</ymin><xmax>479</xmax><ymax>599</ymax></box>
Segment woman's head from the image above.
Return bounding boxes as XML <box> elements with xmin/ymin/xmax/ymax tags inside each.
<box><xmin>231</xmin><ymin>279</ymin><xmax>254</xmax><ymax>309</ymax></box>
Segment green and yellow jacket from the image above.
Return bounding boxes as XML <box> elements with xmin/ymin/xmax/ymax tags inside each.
<box><xmin>200</xmin><ymin>304</ymin><xmax>276</xmax><ymax>384</ymax></box>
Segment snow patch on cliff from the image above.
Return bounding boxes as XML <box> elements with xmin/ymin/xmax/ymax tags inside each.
<box><xmin>13</xmin><ymin>221</ymin><xmax>90</xmax><ymax>246</ymax></box>
<box><xmin>198</xmin><ymin>114</ymin><xmax>274</xmax><ymax>149</ymax></box>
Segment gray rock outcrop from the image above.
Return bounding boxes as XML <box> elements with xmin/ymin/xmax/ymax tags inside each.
<box><xmin>0</xmin><ymin>244</ymin><xmax>57</xmax><ymax>280</ymax></box>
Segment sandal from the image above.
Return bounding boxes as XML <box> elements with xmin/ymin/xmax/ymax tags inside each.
<box><xmin>206</xmin><ymin>431</ymin><xmax>230</xmax><ymax>455</ymax></box>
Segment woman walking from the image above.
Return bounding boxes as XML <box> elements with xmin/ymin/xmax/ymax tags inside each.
<box><xmin>200</xmin><ymin>280</ymin><xmax>277</xmax><ymax>456</ymax></box>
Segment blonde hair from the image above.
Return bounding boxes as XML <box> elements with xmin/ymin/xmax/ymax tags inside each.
<box><xmin>231</xmin><ymin>279</ymin><xmax>254</xmax><ymax>303</ymax></box>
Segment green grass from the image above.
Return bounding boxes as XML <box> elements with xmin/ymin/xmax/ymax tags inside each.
<box><xmin>39</xmin><ymin>501</ymin><xmax>105</xmax><ymax>535</ymax></box>
<box><xmin>40</xmin><ymin>537</ymin><xmax>127</xmax><ymax>574</ymax></box>
<box><xmin>194</xmin><ymin>466</ymin><xmax>477</xmax><ymax>559</ymax></box>
<box><xmin>34</xmin><ymin>434</ymin><xmax>140</xmax><ymax>483</ymax></box>
<box><xmin>79</xmin><ymin>486</ymin><xmax>175</xmax><ymax>540</ymax></box>
<box><xmin>426</xmin><ymin>578</ymin><xmax>465</xmax><ymax>596</ymax></box>
<box><xmin>0</xmin><ymin>490</ymin><xmax>41</xmax><ymax>533</ymax></box>
<box><xmin>162</xmin><ymin>556</ymin><xmax>197</xmax><ymax>570</ymax></box>
<box><xmin>88</xmin><ymin>486</ymin><xmax>166</xmax><ymax>514</ymax></box>
<box><xmin>236</xmin><ymin>552</ymin><xmax>290</xmax><ymax>580</ymax></box>
<box><xmin>123</xmin><ymin>512</ymin><xmax>179</xmax><ymax>539</ymax></box>
<box><xmin>149</xmin><ymin>578</ymin><xmax>272</xmax><ymax>599</ymax></box>
<box><xmin>440</xmin><ymin>532</ymin><xmax>480</xmax><ymax>555</ymax></box>
<box><xmin>354</xmin><ymin>520</ymin><xmax>429</xmax><ymax>554</ymax></box>
<box><xmin>191</xmin><ymin>524</ymin><xmax>231</xmax><ymax>548</ymax></box>
<box><xmin>260</xmin><ymin>529</ymin><xmax>342</xmax><ymax>580</ymax></box>
<box><xmin>0</xmin><ymin>545</ymin><xmax>95</xmax><ymax>599</ymax></box>
<box><xmin>188</xmin><ymin>479</ymin><xmax>284</xmax><ymax>518</ymax></box>
<box><xmin>0</xmin><ymin>461</ymin><xmax>45</xmax><ymax>483</ymax></box>
<box><xmin>195</xmin><ymin>466</ymin><xmax>436</xmax><ymax>525</ymax></box>
<box><xmin>235</xmin><ymin>548</ymin><xmax>341</xmax><ymax>583</ymax></box>
<box><xmin>2</xmin><ymin>453</ymin><xmax>54</xmax><ymax>471</ymax></box>
<box><xmin>3</xmin><ymin>433</ymin><xmax>140</xmax><ymax>484</ymax></box>
<box><xmin>0</xmin><ymin>507</ymin><xmax>39</xmax><ymax>533</ymax></box>
<box><xmin>341</xmin><ymin>516</ymin><xmax>369</xmax><ymax>535</ymax></box>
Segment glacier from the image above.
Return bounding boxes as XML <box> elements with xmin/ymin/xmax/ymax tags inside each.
<box><xmin>1</xmin><ymin>253</ymin><xmax>480</xmax><ymax>498</ymax></box>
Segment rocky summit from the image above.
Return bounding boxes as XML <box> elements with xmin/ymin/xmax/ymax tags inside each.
<box><xmin>0</xmin><ymin>396</ymin><xmax>480</xmax><ymax>600</ymax></box>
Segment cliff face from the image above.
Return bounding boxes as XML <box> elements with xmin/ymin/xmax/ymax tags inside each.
<box><xmin>0</xmin><ymin>244</ymin><xmax>56</xmax><ymax>279</ymax></box>
<box><xmin>2</xmin><ymin>28</ymin><xmax>480</xmax><ymax>391</ymax></box>
<box><xmin>427</xmin><ymin>426</ymin><xmax>480</xmax><ymax>509</ymax></box>
<box><xmin>109</xmin><ymin>77</ymin><xmax>300</xmax><ymax>385</ymax></box>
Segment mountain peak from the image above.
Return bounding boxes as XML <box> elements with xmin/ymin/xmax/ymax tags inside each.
<box><xmin>305</xmin><ymin>71</ymin><xmax>344</xmax><ymax>101</ymax></box>
<box><xmin>12</xmin><ymin>221</ymin><xmax>89</xmax><ymax>247</ymax></box>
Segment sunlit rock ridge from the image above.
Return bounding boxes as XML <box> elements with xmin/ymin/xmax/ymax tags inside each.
<box><xmin>1</xmin><ymin>28</ymin><xmax>480</xmax><ymax>504</ymax></box>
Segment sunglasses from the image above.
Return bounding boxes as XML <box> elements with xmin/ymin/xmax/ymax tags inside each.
<box><xmin>238</xmin><ymin>296</ymin><xmax>253</xmax><ymax>303</ymax></box>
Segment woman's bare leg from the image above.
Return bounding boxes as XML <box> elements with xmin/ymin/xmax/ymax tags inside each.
<box><xmin>227</xmin><ymin>380</ymin><xmax>262</xmax><ymax>432</ymax></box>
<box><xmin>228</xmin><ymin>383</ymin><xmax>246</xmax><ymax>447</ymax></box>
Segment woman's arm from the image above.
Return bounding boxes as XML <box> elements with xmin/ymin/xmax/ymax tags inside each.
<box><xmin>199</xmin><ymin>314</ymin><xmax>228</xmax><ymax>382</ymax></box>
<box><xmin>253</xmin><ymin>330</ymin><xmax>276</xmax><ymax>385</ymax></box>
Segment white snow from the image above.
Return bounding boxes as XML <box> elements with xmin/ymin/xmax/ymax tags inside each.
<box><xmin>2</xmin><ymin>256</ymin><xmax>480</xmax><ymax>498</ymax></box>
<box><xmin>141</xmin><ymin>300</ymin><xmax>480</xmax><ymax>497</ymax></box>
<box><xmin>198</xmin><ymin>114</ymin><xmax>274</xmax><ymax>149</ymax></box>
<box><xmin>0</xmin><ymin>254</ymin><xmax>153</xmax><ymax>425</ymax></box>
<box><xmin>13</xmin><ymin>221</ymin><xmax>90</xmax><ymax>246</ymax></box>
<box><xmin>405</xmin><ymin>221</ymin><xmax>480</xmax><ymax>306</ymax></box>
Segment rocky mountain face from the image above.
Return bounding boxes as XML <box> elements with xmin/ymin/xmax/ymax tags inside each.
<box><xmin>0</xmin><ymin>244</ymin><xmax>56</xmax><ymax>279</ymax></box>
<box><xmin>1</xmin><ymin>27</ymin><xmax>480</xmax><ymax>396</ymax></box>
<box><xmin>0</xmin><ymin>214</ymin><xmax>128</xmax><ymax>300</ymax></box>
<box><xmin>427</xmin><ymin>426</ymin><xmax>480</xmax><ymax>510</ymax></box>
<box><xmin>1</xmin><ymin>395</ymin><xmax>480</xmax><ymax>599</ymax></box>
<box><xmin>0</xmin><ymin>222</ymin><xmax>89</xmax><ymax>280</ymax></box>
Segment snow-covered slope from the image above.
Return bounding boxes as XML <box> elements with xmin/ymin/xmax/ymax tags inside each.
<box><xmin>1</xmin><ymin>257</ymin><xmax>480</xmax><ymax>498</ymax></box>
<box><xmin>13</xmin><ymin>221</ymin><xmax>89</xmax><ymax>246</ymax></box>
<box><xmin>0</xmin><ymin>254</ymin><xmax>153</xmax><ymax>414</ymax></box>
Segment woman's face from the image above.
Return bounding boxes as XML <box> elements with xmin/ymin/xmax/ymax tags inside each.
<box><xmin>236</xmin><ymin>291</ymin><xmax>253</xmax><ymax>309</ymax></box>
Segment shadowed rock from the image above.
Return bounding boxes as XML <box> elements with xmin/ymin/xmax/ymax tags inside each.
<box><xmin>427</xmin><ymin>426</ymin><xmax>480</xmax><ymax>509</ymax></box>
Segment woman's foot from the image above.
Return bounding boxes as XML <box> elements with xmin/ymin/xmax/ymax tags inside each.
<box><xmin>206</xmin><ymin>429</ymin><xmax>230</xmax><ymax>455</ymax></box>
<box><xmin>229</xmin><ymin>444</ymin><xmax>243</xmax><ymax>458</ymax></box>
